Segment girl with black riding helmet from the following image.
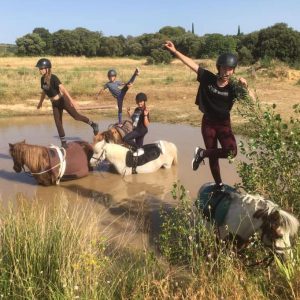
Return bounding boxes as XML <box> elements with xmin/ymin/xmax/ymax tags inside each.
<box><xmin>96</xmin><ymin>67</ymin><xmax>139</xmax><ymax>125</ymax></box>
<box><xmin>164</xmin><ymin>41</ymin><xmax>249</xmax><ymax>192</ymax></box>
<box><xmin>36</xmin><ymin>58</ymin><xmax>99</xmax><ymax>148</ymax></box>
<box><xmin>123</xmin><ymin>92</ymin><xmax>150</xmax><ymax>155</ymax></box>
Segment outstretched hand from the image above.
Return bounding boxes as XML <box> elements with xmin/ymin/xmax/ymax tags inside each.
<box><xmin>164</xmin><ymin>40</ymin><xmax>176</xmax><ymax>53</ymax></box>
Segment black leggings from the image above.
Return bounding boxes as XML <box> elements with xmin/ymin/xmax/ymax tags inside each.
<box><xmin>123</xmin><ymin>127</ymin><xmax>148</xmax><ymax>149</ymax></box>
<box><xmin>52</xmin><ymin>97</ymin><xmax>90</xmax><ymax>138</ymax></box>
<box><xmin>201</xmin><ymin>115</ymin><xmax>237</xmax><ymax>185</ymax></box>
<box><xmin>116</xmin><ymin>71</ymin><xmax>138</xmax><ymax>123</ymax></box>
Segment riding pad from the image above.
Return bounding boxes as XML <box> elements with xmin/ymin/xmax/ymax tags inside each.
<box><xmin>195</xmin><ymin>184</ymin><xmax>237</xmax><ymax>226</ymax></box>
<box><xmin>125</xmin><ymin>143</ymin><xmax>161</xmax><ymax>168</ymax></box>
<box><xmin>112</xmin><ymin>120</ymin><xmax>133</xmax><ymax>139</ymax></box>
<box><xmin>47</xmin><ymin>142</ymin><xmax>90</xmax><ymax>180</ymax></box>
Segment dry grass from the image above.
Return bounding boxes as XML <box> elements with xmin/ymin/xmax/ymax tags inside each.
<box><xmin>0</xmin><ymin>56</ymin><xmax>300</xmax><ymax>125</ymax></box>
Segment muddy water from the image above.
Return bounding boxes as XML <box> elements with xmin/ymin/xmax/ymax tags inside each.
<box><xmin>0</xmin><ymin>116</ymin><xmax>243</xmax><ymax>249</ymax></box>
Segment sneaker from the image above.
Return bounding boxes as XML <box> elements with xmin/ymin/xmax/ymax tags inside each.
<box><xmin>91</xmin><ymin>122</ymin><xmax>99</xmax><ymax>135</ymax></box>
<box><xmin>133</xmin><ymin>148</ymin><xmax>144</xmax><ymax>157</ymax></box>
<box><xmin>213</xmin><ymin>183</ymin><xmax>226</xmax><ymax>193</ymax></box>
<box><xmin>192</xmin><ymin>147</ymin><xmax>205</xmax><ymax>171</ymax></box>
<box><xmin>61</xmin><ymin>141</ymin><xmax>68</xmax><ymax>149</ymax></box>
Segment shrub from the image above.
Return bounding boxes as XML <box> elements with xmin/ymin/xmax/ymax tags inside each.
<box><xmin>146</xmin><ymin>49</ymin><xmax>172</xmax><ymax>65</ymax></box>
<box><xmin>237</xmin><ymin>97</ymin><xmax>300</xmax><ymax>212</ymax></box>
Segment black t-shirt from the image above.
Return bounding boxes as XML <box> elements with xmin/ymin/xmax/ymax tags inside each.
<box><xmin>131</xmin><ymin>107</ymin><xmax>149</xmax><ymax>130</ymax></box>
<box><xmin>40</xmin><ymin>74</ymin><xmax>61</xmax><ymax>98</ymax></box>
<box><xmin>195</xmin><ymin>68</ymin><xmax>240</xmax><ymax>121</ymax></box>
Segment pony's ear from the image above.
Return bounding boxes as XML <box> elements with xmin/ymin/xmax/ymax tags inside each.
<box><xmin>21</xmin><ymin>140</ymin><xmax>25</xmax><ymax>144</ymax></box>
<box><xmin>253</xmin><ymin>209</ymin><xmax>267</xmax><ymax>219</ymax></box>
<box><xmin>9</xmin><ymin>143</ymin><xmax>13</xmax><ymax>148</ymax></box>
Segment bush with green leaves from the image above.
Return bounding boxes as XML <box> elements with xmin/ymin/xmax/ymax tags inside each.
<box><xmin>237</xmin><ymin>98</ymin><xmax>300</xmax><ymax>212</ymax></box>
<box><xmin>146</xmin><ymin>49</ymin><xmax>172</xmax><ymax>65</ymax></box>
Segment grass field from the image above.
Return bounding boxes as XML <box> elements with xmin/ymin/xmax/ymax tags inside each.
<box><xmin>1</xmin><ymin>56</ymin><xmax>300</xmax><ymax>126</ymax></box>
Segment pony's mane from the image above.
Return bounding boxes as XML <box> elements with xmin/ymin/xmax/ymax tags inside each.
<box><xmin>14</xmin><ymin>143</ymin><xmax>48</xmax><ymax>171</ymax></box>
<box><xmin>240</xmin><ymin>192</ymin><xmax>299</xmax><ymax>236</ymax></box>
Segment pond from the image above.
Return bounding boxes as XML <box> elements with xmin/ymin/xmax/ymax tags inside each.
<box><xmin>0</xmin><ymin>116</ymin><xmax>243</xmax><ymax>249</ymax></box>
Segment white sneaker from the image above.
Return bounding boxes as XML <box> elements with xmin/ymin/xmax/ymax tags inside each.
<box><xmin>133</xmin><ymin>148</ymin><xmax>144</xmax><ymax>157</ymax></box>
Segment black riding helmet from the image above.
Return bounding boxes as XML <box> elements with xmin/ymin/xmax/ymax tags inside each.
<box><xmin>36</xmin><ymin>58</ymin><xmax>52</xmax><ymax>69</ymax></box>
<box><xmin>216</xmin><ymin>53</ymin><xmax>238</xmax><ymax>70</ymax></box>
<box><xmin>107</xmin><ymin>69</ymin><xmax>117</xmax><ymax>77</ymax></box>
<box><xmin>135</xmin><ymin>92</ymin><xmax>147</xmax><ymax>103</ymax></box>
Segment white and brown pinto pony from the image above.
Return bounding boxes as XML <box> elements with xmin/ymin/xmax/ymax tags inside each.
<box><xmin>9</xmin><ymin>140</ymin><xmax>93</xmax><ymax>186</ymax></box>
<box><xmin>90</xmin><ymin>139</ymin><xmax>178</xmax><ymax>175</ymax></box>
<box><xmin>198</xmin><ymin>183</ymin><xmax>299</xmax><ymax>260</ymax></box>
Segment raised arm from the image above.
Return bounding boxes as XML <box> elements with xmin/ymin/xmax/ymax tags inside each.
<box><xmin>164</xmin><ymin>40</ymin><xmax>199</xmax><ymax>73</ymax></box>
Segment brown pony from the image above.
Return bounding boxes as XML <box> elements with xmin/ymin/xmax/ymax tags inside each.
<box><xmin>93</xmin><ymin>120</ymin><xmax>133</xmax><ymax>145</ymax></box>
<box><xmin>9</xmin><ymin>140</ymin><xmax>94</xmax><ymax>186</ymax></box>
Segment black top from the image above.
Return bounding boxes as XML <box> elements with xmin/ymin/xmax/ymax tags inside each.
<box><xmin>195</xmin><ymin>68</ymin><xmax>245</xmax><ymax>121</ymax></box>
<box><xmin>40</xmin><ymin>74</ymin><xmax>61</xmax><ymax>98</ymax></box>
<box><xmin>131</xmin><ymin>107</ymin><xmax>149</xmax><ymax>130</ymax></box>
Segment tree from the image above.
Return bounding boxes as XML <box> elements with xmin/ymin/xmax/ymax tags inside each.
<box><xmin>253</xmin><ymin>23</ymin><xmax>300</xmax><ymax>64</ymax></box>
<box><xmin>146</xmin><ymin>49</ymin><xmax>172</xmax><ymax>65</ymax></box>
<box><xmin>16</xmin><ymin>33</ymin><xmax>46</xmax><ymax>56</ymax></box>
<box><xmin>200</xmin><ymin>34</ymin><xmax>237</xmax><ymax>58</ymax></box>
<box><xmin>32</xmin><ymin>27</ymin><xmax>53</xmax><ymax>54</ymax></box>
<box><xmin>52</xmin><ymin>30</ymin><xmax>80</xmax><ymax>56</ymax></box>
<box><xmin>159</xmin><ymin>26</ymin><xmax>186</xmax><ymax>38</ymax></box>
<box><xmin>97</xmin><ymin>36</ymin><xmax>124</xmax><ymax>57</ymax></box>
<box><xmin>173</xmin><ymin>33</ymin><xmax>204</xmax><ymax>57</ymax></box>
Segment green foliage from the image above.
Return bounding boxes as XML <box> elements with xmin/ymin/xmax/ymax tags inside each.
<box><xmin>200</xmin><ymin>34</ymin><xmax>237</xmax><ymax>58</ymax></box>
<box><xmin>146</xmin><ymin>49</ymin><xmax>172</xmax><ymax>65</ymax></box>
<box><xmin>237</xmin><ymin>98</ymin><xmax>300</xmax><ymax>211</ymax></box>
<box><xmin>13</xmin><ymin>23</ymin><xmax>300</xmax><ymax>64</ymax></box>
<box><xmin>253</xmin><ymin>23</ymin><xmax>300</xmax><ymax>64</ymax></box>
<box><xmin>237</xmin><ymin>46</ymin><xmax>254</xmax><ymax>65</ymax></box>
<box><xmin>159</xmin><ymin>26</ymin><xmax>186</xmax><ymax>37</ymax></box>
<box><xmin>16</xmin><ymin>33</ymin><xmax>46</xmax><ymax>56</ymax></box>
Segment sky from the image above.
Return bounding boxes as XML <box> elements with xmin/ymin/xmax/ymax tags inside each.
<box><xmin>1</xmin><ymin>0</ymin><xmax>300</xmax><ymax>44</ymax></box>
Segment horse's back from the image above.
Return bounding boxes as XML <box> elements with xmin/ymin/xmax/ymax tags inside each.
<box><xmin>162</xmin><ymin>140</ymin><xmax>178</xmax><ymax>165</ymax></box>
<box><xmin>62</xmin><ymin>142</ymin><xmax>90</xmax><ymax>180</ymax></box>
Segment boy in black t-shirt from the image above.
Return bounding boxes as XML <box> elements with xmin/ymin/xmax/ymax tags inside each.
<box><xmin>123</xmin><ymin>92</ymin><xmax>150</xmax><ymax>156</ymax></box>
<box><xmin>36</xmin><ymin>58</ymin><xmax>99</xmax><ymax>148</ymax></box>
<box><xmin>164</xmin><ymin>41</ymin><xmax>249</xmax><ymax>192</ymax></box>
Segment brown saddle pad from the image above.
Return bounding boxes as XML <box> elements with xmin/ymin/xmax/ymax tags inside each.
<box><xmin>113</xmin><ymin>120</ymin><xmax>133</xmax><ymax>138</ymax></box>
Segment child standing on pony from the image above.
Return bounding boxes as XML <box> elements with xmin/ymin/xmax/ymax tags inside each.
<box><xmin>96</xmin><ymin>68</ymin><xmax>140</xmax><ymax>125</ymax></box>
<box><xmin>36</xmin><ymin>58</ymin><xmax>99</xmax><ymax>148</ymax></box>
<box><xmin>164</xmin><ymin>40</ymin><xmax>249</xmax><ymax>192</ymax></box>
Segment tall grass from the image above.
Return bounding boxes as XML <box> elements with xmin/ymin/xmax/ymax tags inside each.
<box><xmin>1</xmin><ymin>189</ymin><xmax>299</xmax><ymax>299</ymax></box>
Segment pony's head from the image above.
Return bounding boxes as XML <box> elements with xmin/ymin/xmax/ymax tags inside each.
<box><xmin>93</xmin><ymin>128</ymin><xmax>122</xmax><ymax>145</ymax></box>
<box><xmin>254</xmin><ymin>205</ymin><xmax>299</xmax><ymax>260</ymax></box>
<box><xmin>90</xmin><ymin>139</ymin><xmax>106</xmax><ymax>167</ymax></box>
<box><xmin>9</xmin><ymin>140</ymin><xmax>26</xmax><ymax>173</ymax></box>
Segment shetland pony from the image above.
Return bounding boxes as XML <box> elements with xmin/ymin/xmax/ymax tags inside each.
<box><xmin>9</xmin><ymin>140</ymin><xmax>93</xmax><ymax>186</ymax></box>
<box><xmin>197</xmin><ymin>183</ymin><xmax>299</xmax><ymax>259</ymax></box>
<box><xmin>90</xmin><ymin>139</ymin><xmax>178</xmax><ymax>175</ymax></box>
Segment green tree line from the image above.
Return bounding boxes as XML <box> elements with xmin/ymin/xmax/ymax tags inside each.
<box><xmin>14</xmin><ymin>23</ymin><xmax>300</xmax><ymax>66</ymax></box>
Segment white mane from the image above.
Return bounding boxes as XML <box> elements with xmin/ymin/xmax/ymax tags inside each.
<box><xmin>239</xmin><ymin>192</ymin><xmax>299</xmax><ymax>236</ymax></box>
